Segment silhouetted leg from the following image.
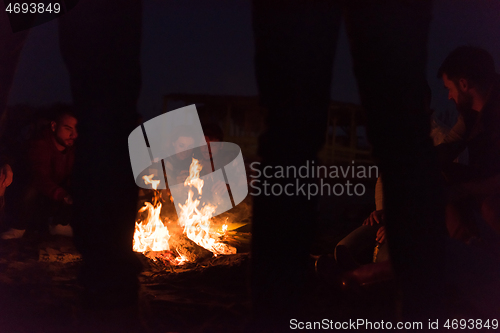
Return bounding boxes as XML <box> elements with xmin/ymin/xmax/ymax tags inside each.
<box><xmin>58</xmin><ymin>0</ymin><xmax>143</xmax><ymax>309</ymax></box>
<box><xmin>344</xmin><ymin>0</ymin><xmax>446</xmax><ymax>320</ymax></box>
<box><xmin>252</xmin><ymin>0</ymin><xmax>342</xmax><ymax>326</ymax></box>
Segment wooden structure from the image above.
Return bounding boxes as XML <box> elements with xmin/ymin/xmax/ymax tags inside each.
<box><xmin>163</xmin><ymin>93</ymin><xmax>373</xmax><ymax>164</ymax></box>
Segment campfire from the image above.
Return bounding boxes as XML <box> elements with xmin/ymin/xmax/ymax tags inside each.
<box><xmin>133</xmin><ymin>158</ymin><xmax>236</xmax><ymax>265</ymax></box>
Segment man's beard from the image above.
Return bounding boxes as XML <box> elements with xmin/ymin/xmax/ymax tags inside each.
<box><xmin>455</xmin><ymin>90</ymin><xmax>473</xmax><ymax>114</ymax></box>
<box><xmin>55</xmin><ymin>135</ymin><xmax>73</xmax><ymax>148</ymax></box>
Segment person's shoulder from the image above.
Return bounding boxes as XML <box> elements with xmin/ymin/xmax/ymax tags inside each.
<box><xmin>29</xmin><ymin>130</ymin><xmax>52</xmax><ymax>149</ymax></box>
<box><xmin>28</xmin><ymin>129</ymin><xmax>65</xmax><ymax>159</ymax></box>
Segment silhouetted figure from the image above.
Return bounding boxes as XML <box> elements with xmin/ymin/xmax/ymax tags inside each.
<box><xmin>1</xmin><ymin>1</ymin><xmax>143</xmax><ymax>327</ymax></box>
<box><xmin>251</xmin><ymin>0</ymin><xmax>446</xmax><ymax>327</ymax></box>
<box><xmin>58</xmin><ymin>1</ymin><xmax>143</xmax><ymax>316</ymax></box>
<box><xmin>2</xmin><ymin>108</ymin><xmax>77</xmax><ymax>239</ymax></box>
<box><xmin>436</xmin><ymin>46</ymin><xmax>500</xmax><ymax>242</ymax></box>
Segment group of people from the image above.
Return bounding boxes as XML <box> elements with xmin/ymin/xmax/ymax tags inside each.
<box><xmin>335</xmin><ymin>46</ymin><xmax>500</xmax><ymax>275</ymax></box>
<box><xmin>2</xmin><ymin>0</ymin><xmax>499</xmax><ymax>326</ymax></box>
<box><xmin>0</xmin><ymin>112</ymin><xmax>228</xmax><ymax>240</ymax></box>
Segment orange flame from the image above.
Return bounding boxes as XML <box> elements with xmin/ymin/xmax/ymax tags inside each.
<box><xmin>178</xmin><ymin>158</ymin><xmax>236</xmax><ymax>256</ymax></box>
<box><xmin>133</xmin><ymin>175</ymin><xmax>171</xmax><ymax>253</ymax></box>
<box><xmin>143</xmin><ymin>174</ymin><xmax>160</xmax><ymax>190</ymax></box>
<box><xmin>133</xmin><ymin>158</ymin><xmax>236</xmax><ymax>264</ymax></box>
<box><xmin>184</xmin><ymin>158</ymin><xmax>204</xmax><ymax>195</ymax></box>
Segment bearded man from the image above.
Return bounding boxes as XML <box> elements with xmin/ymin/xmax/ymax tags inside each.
<box><xmin>1</xmin><ymin>108</ymin><xmax>77</xmax><ymax>239</ymax></box>
<box><xmin>437</xmin><ymin>46</ymin><xmax>500</xmax><ymax>243</ymax></box>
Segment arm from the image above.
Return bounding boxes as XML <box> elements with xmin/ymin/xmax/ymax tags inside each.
<box><xmin>435</xmin><ymin>113</ymin><xmax>468</xmax><ymax>167</ymax></box>
<box><xmin>29</xmin><ymin>140</ymin><xmax>68</xmax><ymax>201</ymax></box>
<box><xmin>363</xmin><ymin>176</ymin><xmax>385</xmax><ymax>226</ymax></box>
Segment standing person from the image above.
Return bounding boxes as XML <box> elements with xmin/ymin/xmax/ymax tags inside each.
<box><xmin>1</xmin><ymin>1</ymin><xmax>144</xmax><ymax>326</ymax></box>
<box><xmin>0</xmin><ymin>6</ymin><xmax>32</xmax><ymax>209</ymax></box>
<box><xmin>437</xmin><ymin>46</ymin><xmax>500</xmax><ymax>242</ymax></box>
<box><xmin>57</xmin><ymin>1</ymin><xmax>144</xmax><ymax>320</ymax></box>
<box><xmin>251</xmin><ymin>0</ymin><xmax>445</xmax><ymax>327</ymax></box>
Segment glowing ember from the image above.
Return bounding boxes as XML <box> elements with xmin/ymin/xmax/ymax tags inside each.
<box><xmin>174</xmin><ymin>250</ymin><xmax>189</xmax><ymax>265</ymax></box>
<box><xmin>143</xmin><ymin>250</ymin><xmax>187</xmax><ymax>266</ymax></box>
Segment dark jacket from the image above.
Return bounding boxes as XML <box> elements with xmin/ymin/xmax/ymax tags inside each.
<box><xmin>436</xmin><ymin>80</ymin><xmax>500</xmax><ymax>181</ymax></box>
<box><xmin>28</xmin><ymin>130</ymin><xmax>74</xmax><ymax>201</ymax></box>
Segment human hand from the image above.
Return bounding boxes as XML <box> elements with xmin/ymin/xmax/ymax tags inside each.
<box><xmin>376</xmin><ymin>226</ymin><xmax>386</xmax><ymax>243</ymax></box>
<box><xmin>362</xmin><ymin>209</ymin><xmax>384</xmax><ymax>226</ymax></box>
<box><xmin>64</xmin><ymin>195</ymin><xmax>73</xmax><ymax>205</ymax></box>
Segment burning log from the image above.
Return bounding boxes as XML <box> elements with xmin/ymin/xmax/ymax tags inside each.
<box><xmin>167</xmin><ymin>233</ymin><xmax>213</xmax><ymax>263</ymax></box>
<box><xmin>133</xmin><ymin>158</ymin><xmax>239</xmax><ymax>265</ymax></box>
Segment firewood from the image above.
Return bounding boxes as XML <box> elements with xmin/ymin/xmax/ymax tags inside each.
<box><xmin>168</xmin><ymin>233</ymin><xmax>213</xmax><ymax>263</ymax></box>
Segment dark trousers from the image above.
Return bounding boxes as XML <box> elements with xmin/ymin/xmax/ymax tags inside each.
<box><xmin>60</xmin><ymin>0</ymin><xmax>143</xmax><ymax>307</ymax></box>
<box><xmin>335</xmin><ymin>225</ymin><xmax>389</xmax><ymax>270</ymax></box>
<box><xmin>1</xmin><ymin>1</ymin><xmax>142</xmax><ymax>307</ymax></box>
<box><xmin>444</xmin><ymin>163</ymin><xmax>500</xmax><ymax>241</ymax></box>
<box><xmin>5</xmin><ymin>186</ymin><xmax>72</xmax><ymax>231</ymax></box>
<box><xmin>252</xmin><ymin>0</ymin><xmax>446</xmax><ymax>323</ymax></box>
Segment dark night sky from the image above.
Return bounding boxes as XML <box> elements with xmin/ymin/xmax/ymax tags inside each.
<box><xmin>7</xmin><ymin>0</ymin><xmax>500</xmax><ymax>125</ymax></box>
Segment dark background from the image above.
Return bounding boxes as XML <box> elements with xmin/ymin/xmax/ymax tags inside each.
<box><xmin>7</xmin><ymin>0</ymin><xmax>500</xmax><ymax>125</ymax></box>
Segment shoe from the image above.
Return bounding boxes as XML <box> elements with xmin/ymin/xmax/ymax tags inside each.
<box><xmin>49</xmin><ymin>224</ymin><xmax>73</xmax><ymax>237</ymax></box>
<box><xmin>1</xmin><ymin>228</ymin><xmax>26</xmax><ymax>239</ymax></box>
